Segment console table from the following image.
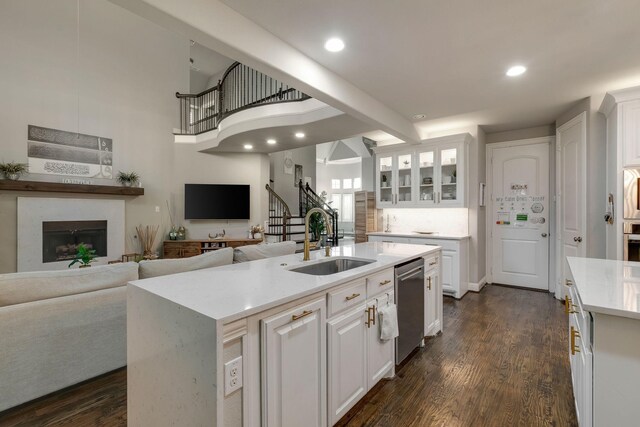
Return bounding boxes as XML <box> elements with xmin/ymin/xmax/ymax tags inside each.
<box><xmin>163</xmin><ymin>238</ymin><xmax>262</xmax><ymax>259</ymax></box>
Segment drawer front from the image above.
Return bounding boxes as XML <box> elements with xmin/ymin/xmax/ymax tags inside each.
<box><xmin>327</xmin><ymin>279</ymin><xmax>367</xmax><ymax>317</ymax></box>
<box><xmin>567</xmin><ymin>283</ymin><xmax>591</xmax><ymax>349</ymax></box>
<box><xmin>425</xmin><ymin>254</ymin><xmax>439</xmax><ymax>271</ymax></box>
<box><xmin>366</xmin><ymin>268</ymin><xmax>394</xmax><ymax>297</ymax></box>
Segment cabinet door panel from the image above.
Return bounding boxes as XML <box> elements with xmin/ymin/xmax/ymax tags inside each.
<box><xmin>377</xmin><ymin>155</ymin><xmax>394</xmax><ymax>207</ymax></box>
<box><xmin>441</xmin><ymin>250</ymin><xmax>457</xmax><ymax>295</ymax></box>
<box><xmin>262</xmin><ymin>298</ymin><xmax>326</xmax><ymax>427</ymax></box>
<box><xmin>425</xmin><ymin>271</ymin><xmax>438</xmax><ymax>336</ymax></box>
<box><xmin>327</xmin><ymin>305</ymin><xmax>368</xmax><ymax>425</ymax></box>
<box><xmin>367</xmin><ymin>293</ymin><xmax>395</xmax><ymax>388</ymax></box>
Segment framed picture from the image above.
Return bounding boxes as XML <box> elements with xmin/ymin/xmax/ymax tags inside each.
<box><xmin>294</xmin><ymin>164</ymin><xmax>303</xmax><ymax>187</ymax></box>
<box><xmin>283</xmin><ymin>151</ymin><xmax>294</xmax><ymax>175</ymax></box>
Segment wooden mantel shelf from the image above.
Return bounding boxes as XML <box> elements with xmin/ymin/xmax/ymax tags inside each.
<box><xmin>0</xmin><ymin>179</ymin><xmax>144</xmax><ymax>196</ymax></box>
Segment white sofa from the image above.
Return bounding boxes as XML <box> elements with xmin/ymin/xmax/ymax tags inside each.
<box><xmin>0</xmin><ymin>242</ymin><xmax>297</xmax><ymax>412</ymax></box>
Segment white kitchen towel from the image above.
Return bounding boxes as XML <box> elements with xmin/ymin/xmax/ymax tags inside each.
<box><xmin>377</xmin><ymin>302</ymin><xmax>399</xmax><ymax>341</ymax></box>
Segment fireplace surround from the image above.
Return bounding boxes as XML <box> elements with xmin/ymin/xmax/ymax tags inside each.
<box><xmin>17</xmin><ymin>198</ymin><xmax>125</xmax><ymax>272</ymax></box>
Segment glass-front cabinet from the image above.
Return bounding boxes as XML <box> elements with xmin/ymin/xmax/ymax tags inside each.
<box><xmin>374</xmin><ymin>134</ymin><xmax>469</xmax><ymax>208</ymax></box>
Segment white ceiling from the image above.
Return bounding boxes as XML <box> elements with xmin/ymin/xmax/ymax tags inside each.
<box><xmin>221</xmin><ymin>0</ymin><xmax>640</xmax><ymax>133</ymax></box>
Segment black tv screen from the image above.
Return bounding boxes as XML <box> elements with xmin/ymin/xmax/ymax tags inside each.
<box><xmin>184</xmin><ymin>184</ymin><xmax>250</xmax><ymax>220</ymax></box>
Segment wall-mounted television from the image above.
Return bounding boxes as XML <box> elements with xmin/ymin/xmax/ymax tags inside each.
<box><xmin>184</xmin><ymin>184</ymin><xmax>250</xmax><ymax>220</ymax></box>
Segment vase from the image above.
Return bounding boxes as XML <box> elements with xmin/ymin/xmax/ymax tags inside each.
<box><xmin>123</xmin><ymin>181</ymin><xmax>133</xmax><ymax>187</ymax></box>
<box><xmin>7</xmin><ymin>173</ymin><xmax>19</xmax><ymax>181</ymax></box>
<box><xmin>177</xmin><ymin>226</ymin><xmax>186</xmax><ymax>240</ymax></box>
<box><xmin>168</xmin><ymin>226</ymin><xmax>178</xmax><ymax>240</ymax></box>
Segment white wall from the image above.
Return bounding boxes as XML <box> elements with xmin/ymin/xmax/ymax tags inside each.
<box><xmin>0</xmin><ymin>0</ymin><xmax>268</xmax><ymax>273</ymax></box>
<box><xmin>269</xmin><ymin>146</ymin><xmax>316</xmax><ymax>216</ymax></box>
<box><xmin>381</xmin><ymin>208</ymin><xmax>469</xmax><ymax>236</ymax></box>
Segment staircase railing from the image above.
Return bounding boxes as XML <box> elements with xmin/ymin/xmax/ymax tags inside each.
<box><xmin>299</xmin><ymin>181</ymin><xmax>339</xmax><ymax>244</ymax></box>
<box><xmin>266</xmin><ymin>184</ymin><xmax>292</xmax><ymax>241</ymax></box>
<box><xmin>176</xmin><ymin>62</ymin><xmax>311</xmax><ymax>135</ymax></box>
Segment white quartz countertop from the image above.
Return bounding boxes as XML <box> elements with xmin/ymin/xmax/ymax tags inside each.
<box><xmin>129</xmin><ymin>242</ymin><xmax>439</xmax><ymax>323</ymax></box>
<box><xmin>568</xmin><ymin>257</ymin><xmax>640</xmax><ymax>320</ymax></box>
<box><xmin>367</xmin><ymin>231</ymin><xmax>470</xmax><ymax>240</ymax></box>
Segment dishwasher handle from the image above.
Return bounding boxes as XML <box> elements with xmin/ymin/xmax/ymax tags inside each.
<box><xmin>397</xmin><ymin>265</ymin><xmax>424</xmax><ymax>281</ymax></box>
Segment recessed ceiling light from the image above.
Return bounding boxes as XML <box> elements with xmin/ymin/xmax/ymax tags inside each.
<box><xmin>266</xmin><ymin>139</ymin><xmax>277</xmax><ymax>145</ymax></box>
<box><xmin>506</xmin><ymin>65</ymin><xmax>527</xmax><ymax>77</ymax></box>
<box><xmin>295</xmin><ymin>132</ymin><xmax>305</xmax><ymax>139</ymax></box>
<box><xmin>412</xmin><ymin>114</ymin><xmax>426</xmax><ymax>120</ymax></box>
<box><xmin>243</xmin><ymin>144</ymin><xmax>253</xmax><ymax>150</ymax></box>
<box><xmin>324</xmin><ymin>38</ymin><xmax>345</xmax><ymax>52</ymax></box>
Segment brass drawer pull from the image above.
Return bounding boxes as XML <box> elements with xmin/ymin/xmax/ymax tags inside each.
<box><xmin>565</xmin><ymin>296</ymin><xmax>577</xmax><ymax>314</ymax></box>
<box><xmin>345</xmin><ymin>293</ymin><xmax>361</xmax><ymax>301</ymax></box>
<box><xmin>429</xmin><ymin>260</ymin><xmax>437</xmax><ymax>266</ymax></box>
<box><xmin>427</xmin><ymin>276</ymin><xmax>432</xmax><ymax>290</ymax></box>
<box><xmin>570</xmin><ymin>326</ymin><xmax>581</xmax><ymax>355</ymax></box>
<box><xmin>291</xmin><ymin>310</ymin><xmax>313</xmax><ymax>321</ymax></box>
<box><xmin>379</xmin><ymin>279</ymin><xmax>391</xmax><ymax>286</ymax></box>
<box><xmin>565</xmin><ymin>279</ymin><xmax>573</xmax><ymax>286</ymax></box>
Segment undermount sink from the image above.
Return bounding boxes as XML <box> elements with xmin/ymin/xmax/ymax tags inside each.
<box><xmin>288</xmin><ymin>257</ymin><xmax>375</xmax><ymax>276</ymax></box>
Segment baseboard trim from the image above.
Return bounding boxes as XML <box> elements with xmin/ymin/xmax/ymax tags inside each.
<box><xmin>468</xmin><ymin>276</ymin><xmax>487</xmax><ymax>292</ymax></box>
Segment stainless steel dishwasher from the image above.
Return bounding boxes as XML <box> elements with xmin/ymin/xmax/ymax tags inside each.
<box><xmin>395</xmin><ymin>257</ymin><xmax>425</xmax><ymax>364</ymax></box>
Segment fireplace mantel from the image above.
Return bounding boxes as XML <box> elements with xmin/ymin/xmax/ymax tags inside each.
<box><xmin>0</xmin><ymin>180</ymin><xmax>144</xmax><ymax>196</ymax></box>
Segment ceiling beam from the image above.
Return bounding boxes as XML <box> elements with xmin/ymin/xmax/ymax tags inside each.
<box><xmin>109</xmin><ymin>0</ymin><xmax>420</xmax><ymax>143</ymax></box>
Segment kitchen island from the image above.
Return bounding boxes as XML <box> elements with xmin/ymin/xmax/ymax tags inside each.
<box><xmin>566</xmin><ymin>257</ymin><xmax>640</xmax><ymax>427</ymax></box>
<box><xmin>127</xmin><ymin>242</ymin><xmax>441</xmax><ymax>426</ymax></box>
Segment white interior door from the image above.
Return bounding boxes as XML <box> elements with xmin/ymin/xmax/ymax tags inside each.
<box><xmin>491</xmin><ymin>142</ymin><xmax>550</xmax><ymax>289</ymax></box>
<box><xmin>557</xmin><ymin>113</ymin><xmax>587</xmax><ymax>296</ymax></box>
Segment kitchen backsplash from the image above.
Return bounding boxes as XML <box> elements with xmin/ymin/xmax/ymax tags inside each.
<box><xmin>381</xmin><ymin>208</ymin><xmax>469</xmax><ymax>236</ymax></box>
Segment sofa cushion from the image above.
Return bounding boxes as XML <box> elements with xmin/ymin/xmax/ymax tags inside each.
<box><xmin>0</xmin><ymin>262</ymin><xmax>139</xmax><ymax>308</ymax></box>
<box><xmin>138</xmin><ymin>247</ymin><xmax>233</xmax><ymax>279</ymax></box>
<box><xmin>233</xmin><ymin>241</ymin><xmax>297</xmax><ymax>263</ymax></box>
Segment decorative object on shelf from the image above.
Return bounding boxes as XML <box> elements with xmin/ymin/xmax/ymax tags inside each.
<box><xmin>250</xmin><ymin>224</ymin><xmax>265</xmax><ymax>240</ymax></box>
<box><xmin>166</xmin><ymin>200</ymin><xmax>177</xmax><ymax>240</ymax></box>
<box><xmin>442</xmin><ymin>175</ymin><xmax>452</xmax><ymax>184</ymax></box>
<box><xmin>177</xmin><ymin>226</ymin><xmax>186</xmax><ymax>240</ymax></box>
<box><xmin>67</xmin><ymin>243</ymin><xmax>96</xmax><ymax>268</ymax></box>
<box><xmin>451</xmin><ymin>170</ymin><xmax>457</xmax><ymax>183</ymax></box>
<box><xmin>403</xmin><ymin>160</ymin><xmax>410</xmax><ymax>167</ymax></box>
<box><xmin>0</xmin><ymin>162</ymin><xmax>28</xmax><ymax>180</ymax></box>
<box><xmin>208</xmin><ymin>229</ymin><xmax>226</xmax><ymax>239</ymax></box>
<box><xmin>422</xmin><ymin>176</ymin><xmax>433</xmax><ymax>185</ymax></box>
<box><xmin>136</xmin><ymin>224</ymin><xmax>160</xmax><ymax>259</ymax></box>
<box><xmin>294</xmin><ymin>164</ymin><xmax>303</xmax><ymax>187</ymax></box>
<box><xmin>116</xmin><ymin>171</ymin><xmax>139</xmax><ymax>187</ymax></box>
<box><xmin>382</xmin><ymin>174</ymin><xmax>388</xmax><ymax>187</ymax></box>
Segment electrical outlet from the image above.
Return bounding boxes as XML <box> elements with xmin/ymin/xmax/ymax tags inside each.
<box><xmin>155</xmin><ymin>206</ymin><xmax>160</xmax><ymax>213</ymax></box>
<box><xmin>224</xmin><ymin>356</ymin><xmax>243</xmax><ymax>396</ymax></box>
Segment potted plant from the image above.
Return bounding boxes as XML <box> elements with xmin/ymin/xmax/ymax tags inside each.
<box><xmin>68</xmin><ymin>243</ymin><xmax>96</xmax><ymax>268</ymax></box>
<box><xmin>309</xmin><ymin>212</ymin><xmax>326</xmax><ymax>243</ymax></box>
<box><xmin>0</xmin><ymin>162</ymin><xmax>28</xmax><ymax>180</ymax></box>
<box><xmin>116</xmin><ymin>171</ymin><xmax>140</xmax><ymax>187</ymax></box>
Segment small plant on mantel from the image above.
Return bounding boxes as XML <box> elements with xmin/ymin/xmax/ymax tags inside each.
<box><xmin>68</xmin><ymin>243</ymin><xmax>96</xmax><ymax>268</ymax></box>
<box><xmin>0</xmin><ymin>162</ymin><xmax>28</xmax><ymax>181</ymax></box>
<box><xmin>116</xmin><ymin>171</ymin><xmax>140</xmax><ymax>187</ymax></box>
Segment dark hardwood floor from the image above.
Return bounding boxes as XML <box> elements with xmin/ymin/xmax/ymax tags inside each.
<box><xmin>0</xmin><ymin>284</ymin><xmax>577</xmax><ymax>427</ymax></box>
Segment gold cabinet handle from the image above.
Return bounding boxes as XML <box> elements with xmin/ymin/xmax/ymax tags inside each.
<box><xmin>427</xmin><ymin>276</ymin><xmax>432</xmax><ymax>290</ymax></box>
<box><xmin>565</xmin><ymin>296</ymin><xmax>577</xmax><ymax>314</ymax></box>
<box><xmin>429</xmin><ymin>260</ymin><xmax>437</xmax><ymax>266</ymax></box>
<box><xmin>365</xmin><ymin>307</ymin><xmax>373</xmax><ymax>328</ymax></box>
<box><xmin>566</xmin><ymin>279</ymin><xmax>573</xmax><ymax>286</ymax></box>
<box><xmin>380</xmin><ymin>279</ymin><xmax>391</xmax><ymax>286</ymax></box>
<box><xmin>570</xmin><ymin>326</ymin><xmax>581</xmax><ymax>355</ymax></box>
<box><xmin>291</xmin><ymin>310</ymin><xmax>313</xmax><ymax>321</ymax></box>
<box><xmin>345</xmin><ymin>293</ymin><xmax>361</xmax><ymax>301</ymax></box>
<box><xmin>371</xmin><ymin>305</ymin><xmax>376</xmax><ymax>326</ymax></box>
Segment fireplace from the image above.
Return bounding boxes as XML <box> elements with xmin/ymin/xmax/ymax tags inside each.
<box><xmin>18</xmin><ymin>197</ymin><xmax>125</xmax><ymax>272</ymax></box>
<box><xmin>42</xmin><ymin>220</ymin><xmax>108</xmax><ymax>263</ymax></box>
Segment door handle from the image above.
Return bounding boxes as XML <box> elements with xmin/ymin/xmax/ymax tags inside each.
<box><xmin>541</xmin><ymin>233</ymin><xmax>548</xmax><ymax>238</ymax></box>
<box><xmin>573</xmin><ymin>236</ymin><xmax>583</xmax><ymax>243</ymax></box>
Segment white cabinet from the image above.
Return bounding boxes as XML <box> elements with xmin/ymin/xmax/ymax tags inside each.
<box><xmin>622</xmin><ymin>99</ymin><xmax>640</xmax><ymax>167</ymax></box>
<box><xmin>424</xmin><ymin>260</ymin><xmax>440</xmax><ymax>336</ymax></box>
<box><xmin>411</xmin><ymin>237</ymin><xmax>468</xmax><ymax>299</ymax></box>
<box><xmin>367</xmin><ymin>293</ymin><xmax>395</xmax><ymax>388</ymax></box>
<box><xmin>327</xmin><ymin>288</ymin><xmax>395</xmax><ymax>425</ymax></box>
<box><xmin>374</xmin><ymin>133</ymin><xmax>471</xmax><ymax>209</ymax></box>
<box><xmin>261</xmin><ymin>298</ymin><xmax>327</xmax><ymax>427</ymax></box>
<box><xmin>327</xmin><ymin>304</ymin><xmax>368</xmax><ymax>425</ymax></box>
<box><xmin>376</xmin><ymin>150</ymin><xmax>416</xmax><ymax>207</ymax></box>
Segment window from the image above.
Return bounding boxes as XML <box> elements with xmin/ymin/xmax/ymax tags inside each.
<box><xmin>353</xmin><ymin>177</ymin><xmax>361</xmax><ymax>189</ymax></box>
<box><xmin>343</xmin><ymin>178</ymin><xmax>352</xmax><ymax>189</ymax></box>
<box><xmin>331</xmin><ymin>194</ymin><xmax>341</xmax><ymax>213</ymax></box>
<box><xmin>331</xmin><ymin>179</ymin><xmax>340</xmax><ymax>189</ymax></box>
<box><xmin>341</xmin><ymin>194</ymin><xmax>354</xmax><ymax>222</ymax></box>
